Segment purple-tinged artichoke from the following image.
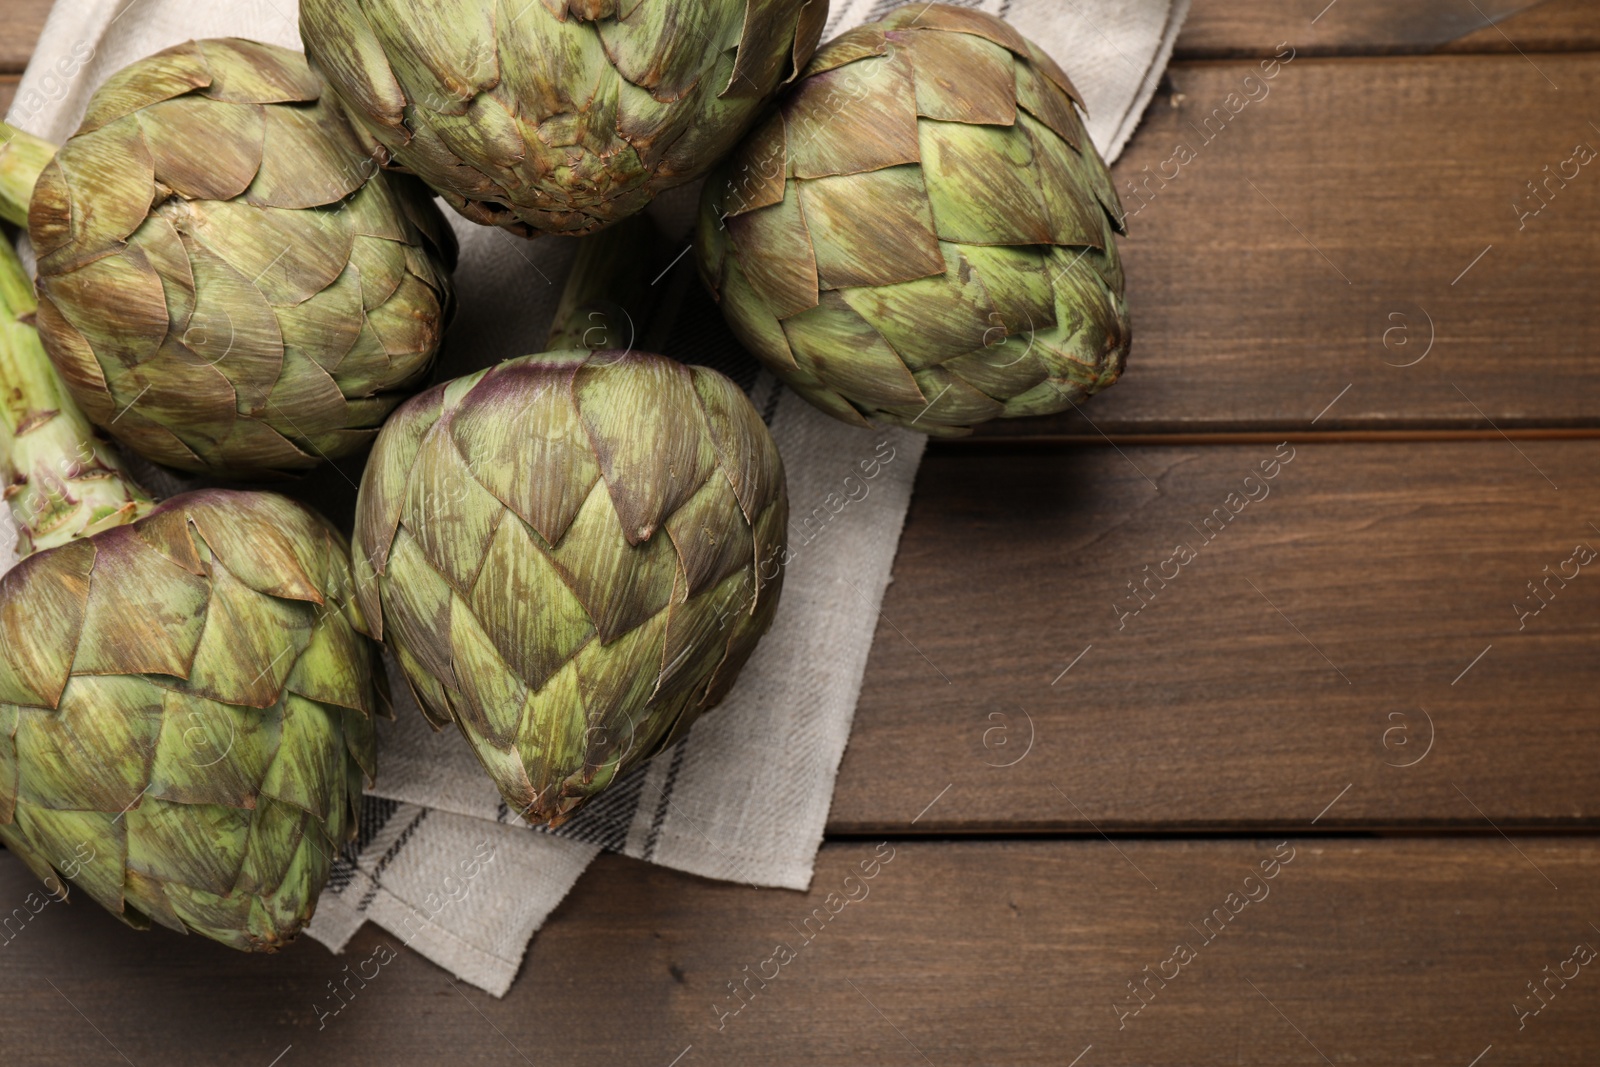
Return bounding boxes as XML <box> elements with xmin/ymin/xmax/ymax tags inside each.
<box><xmin>300</xmin><ymin>0</ymin><xmax>828</xmax><ymax>237</ymax></box>
<box><xmin>0</xmin><ymin>38</ymin><xmax>456</xmax><ymax>479</ymax></box>
<box><xmin>354</xmin><ymin>347</ymin><xmax>786</xmax><ymax>826</ymax></box>
<box><xmin>697</xmin><ymin>3</ymin><xmax>1130</xmax><ymax>435</ymax></box>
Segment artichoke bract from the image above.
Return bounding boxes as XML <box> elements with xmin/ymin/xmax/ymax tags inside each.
<box><xmin>0</xmin><ymin>38</ymin><xmax>456</xmax><ymax>479</ymax></box>
<box><xmin>354</xmin><ymin>350</ymin><xmax>786</xmax><ymax>826</ymax></box>
<box><xmin>0</xmin><ymin>231</ymin><xmax>380</xmax><ymax>952</ymax></box>
<box><xmin>300</xmin><ymin>0</ymin><xmax>828</xmax><ymax>238</ymax></box>
<box><xmin>696</xmin><ymin>4</ymin><xmax>1131</xmax><ymax>435</ymax></box>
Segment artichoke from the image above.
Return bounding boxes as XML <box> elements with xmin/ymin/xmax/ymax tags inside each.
<box><xmin>0</xmin><ymin>229</ymin><xmax>381</xmax><ymax>951</ymax></box>
<box><xmin>696</xmin><ymin>3</ymin><xmax>1130</xmax><ymax>435</ymax></box>
<box><xmin>354</xmin><ymin>347</ymin><xmax>786</xmax><ymax>826</ymax></box>
<box><xmin>0</xmin><ymin>38</ymin><xmax>456</xmax><ymax>479</ymax></box>
<box><xmin>300</xmin><ymin>0</ymin><xmax>828</xmax><ymax>238</ymax></box>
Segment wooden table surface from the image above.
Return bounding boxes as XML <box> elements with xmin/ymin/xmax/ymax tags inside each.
<box><xmin>3</xmin><ymin>2</ymin><xmax>1599</xmax><ymax>1064</ymax></box>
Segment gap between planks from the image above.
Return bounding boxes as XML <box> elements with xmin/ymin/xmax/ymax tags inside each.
<box><xmin>824</xmin><ymin>825</ymin><xmax>1600</xmax><ymax>841</ymax></box>
<box><xmin>953</xmin><ymin>428</ymin><xmax>1600</xmax><ymax>450</ymax></box>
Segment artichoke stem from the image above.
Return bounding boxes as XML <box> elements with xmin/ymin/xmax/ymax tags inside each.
<box><xmin>0</xmin><ymin>123</ymin><xmax>55</xmax><ymax>228</ymax></box>
<box><xmin>546</xmin><ymin>214</ymin><xmax>663</xmax><ymax>353</ymax></box>
<box><xmin>0</xmin><ymin>228</ymin><xmax>152</xmax><ymax>557</ymax></box>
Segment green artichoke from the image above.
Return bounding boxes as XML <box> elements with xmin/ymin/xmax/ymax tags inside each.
<box><xmin>696</xmin><ymin>3</ymin><xmax>1130</xmax><ymax>435</ymax></box>
<box><xmin>353</xmin><ymin>349</ymin><xmax>786</xmax><ymax>826</ymax></box>
<box><xmin>300</xmin><ymin>0</ymin><xmax>828</xmax><ymax>237</ymax></box>
<box><xmin>0</xmin><ymin>229</ymin><xmax>380</xmax><ymax>952</ymax></box>
<box><xmin>0</xmin><ymin>38</ymin><xmax>456</xmax><ymax>479</ymax></box>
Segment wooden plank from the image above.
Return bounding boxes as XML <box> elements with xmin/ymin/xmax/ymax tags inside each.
<box><xmin>977</xmin><ymin>52</ymin><xmax>1600</xmax><ymax>438</ymax></box>
<box><xmin>4</xmin><ymin>0</ymin><xmax>1595</xmax><ymax>74</ymax></box>
<box><xmin>0</xmin><ymin>1</ymin><xmax>49</xmax><ymax>74</ymax></box>
<box><xmin>0</xmin><ymin>75</ymin><xmax>15</xmax><ymax>115</ymax></box>
<box><xmin>7</xmin><ymin>0</ymin><xmax>1596</xmax><ymax>72</ymax></box>
<box><xmin>830</xmin><ymin>440</ymin><xmax>1600</xmax><ymax>832</ymax></box>
<box><xmin>3</xmin><ymin>838</ymin><xmax>1599</xmax><ymax>1065</ymax></box>
<box><xmin>3</xmin><ymin>0</ymin><xmax>1597</xmax><ymax>74</ymax></box>
<box><xmin>1177</xmin><ymin>0</ymin><xmax>1600</xmax><ymax>58</ymax></box>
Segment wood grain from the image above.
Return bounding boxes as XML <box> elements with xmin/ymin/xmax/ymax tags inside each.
<box><xmin>1178</xmin><ymin>0</ymin><xmax>1600</xmax><ymax>58</ymax></box>
<box><xmin>3</xmin><ymin>838</ymin><xmax>1598</xmax><ymax>1066</ymax></box>
<box><xmin>0</xmin><ymin>1</ymin><xmax>49</xmax><ymax>73</ymax></box>
<box><xmin>830</xmin><ymin>440</ymin><xmax>1600</xmax><ymax>832</ymax></box>
<box><xmin>3</xmin><ymin>0</ymin><xmax>1597</xmax><ymax>71</ymax></box>
<box><xmin>0</xmin><ymin>10</ymin><xmax>1596</xmax><ymax>1066</ymax></box>
<box><xmin>976</xmin><ymin>52</ymin><xmax>1600</xmax><ymax>438</ymax></box>
<box><xmin>0</xmin><ymin>75</ymin><xmax>15</xmax><ymax>114</ymax></box>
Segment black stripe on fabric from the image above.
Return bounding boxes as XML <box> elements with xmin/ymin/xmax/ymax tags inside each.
<box><xmin>541</xmin><ymin>763</ymin><xmax>649</xmax><ymax>852</ymax></box>
<box><xmin>761</xmin><ymin>377</ymin><xmax>783</xmax><ymax>427</ymax></box>
<box><xmin>354</xmin><ymin>807</ymin><xmax>431</xmax><ymax>914</ymax></box>
<box><xmin>643</xmin><ymin>743</ymin><xmax>688</xmax><ymax>862</ymax></box>
<box><xmin>327</xmin><ymin>855</ymin><xmax>358</xmax><ymax>894</ymax></box>
<box><xmin>328</xmin><ymin>796</ymin><xmax>404</xmax><ymax>894</ymax></box>
<box><xmin>357</xmin><ymin>796</ymin><xmax>402</xmax><ymax>849</ymax></box>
